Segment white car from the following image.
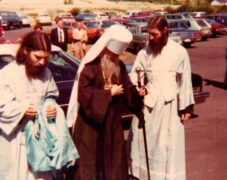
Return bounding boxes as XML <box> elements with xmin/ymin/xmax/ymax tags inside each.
<box><xmin>122</xmin><ymin>10</ymin><xmax>140</xmax><ymax>19</ymax></box>
<box><xmin>190</xmin><ymin>11</ymin><xmax>206</xmax><ymax>18</ymax></box>
<box><xmin>36</xmin><ymin>13</ymin><xmax>52</xmax><ymax>26</ymax></box>
<box><xmin>19</xmin><ymin>15</ymin><xmax>31</xmax><ymax>27</ymax></box>
<box><xmin>56</xmin><ymin>12</ymin><xmax>75</xmax><ymax>26</ymax></box>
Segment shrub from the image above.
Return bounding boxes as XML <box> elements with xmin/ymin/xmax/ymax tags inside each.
<box><xmin>177</xmin><ymin>2</ymin><xmax>227</xmax><ymax>14</ymax></box>
<box><xmin>69</xmin><ymin>7</ymin><xmax>80</xmax><ymax>16</ymax></box>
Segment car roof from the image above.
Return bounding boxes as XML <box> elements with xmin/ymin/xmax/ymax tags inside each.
<box><xmin>0</xmin><ymin>43</ymin><xmax>19</xmax><ymax>57</ymax></box>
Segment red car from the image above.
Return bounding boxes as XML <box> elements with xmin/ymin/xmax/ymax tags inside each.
<box><xmin>206</xmin><ymin>13</ymin><xmax>227</xmax><ymax>33</ymax></box>
<box><xmin>205</xmin><ymin>18</ymin><xmax>226</xmax><ymax>36</ymax></box>
<box><xmin>0</xmin><ymin>25</ymin><xmax>3</xmax><ymax>37</ymax></box>
<box><xmin>0</xmin><ymin>23</ymin><xmax>4</xmax><ymax>37</ymax></box>
<box><xmin>110</xmin><ymin>18</ymin><xmax>129</xmax><ymax>25</ymax></box>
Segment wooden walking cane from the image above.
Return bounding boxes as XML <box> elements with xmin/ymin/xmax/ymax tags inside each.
<box><xmin>135</xmin><ymin>67</ymin><xmax>151</xmax><ymax>180</ymax></box>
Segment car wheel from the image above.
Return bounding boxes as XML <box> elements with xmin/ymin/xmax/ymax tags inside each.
<box><xmin>183</xmin><ymin>42</ymin><xmax>191</xmax><ymax>48</ymax></box>
<box><xmin>201</xmin><ymin>37</ymin><xmax>207</xmax><ymax>41</ymax></box>
<box><xmin>18</xmin><ymin>22</ymin><xmax>23</xmax><ymax>29</ymax></box>
<box><xmin>7</xmin><ymin>23</ymin><xmax>11</xmax><ymax>30</ymax></box>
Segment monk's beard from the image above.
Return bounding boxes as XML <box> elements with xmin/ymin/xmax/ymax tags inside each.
<box><xmin>101</xmin><ymin>54</ymin><xmax>120</xmax><ymax>85</ymax></box>
<box><xmin>25</xmin><ymin>60</ymin><xmax>46</xmax><ymax>79</ymax></box>
<box><xmin>148</xmin><ymin>33</ymin><xmax>168</xmax><ymax>57</ymax></box>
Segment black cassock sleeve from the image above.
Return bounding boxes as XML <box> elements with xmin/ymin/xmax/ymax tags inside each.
<box><xmin>78</xmin><ymin>63</ymin><xmax>112</xmax><ymax>124</ymax></box>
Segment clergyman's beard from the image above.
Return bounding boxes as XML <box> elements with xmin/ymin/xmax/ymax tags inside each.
<box><xmin>25</xmin><ymin>60</ymin><xmax>46</xmax><ymax>79</ymax></box>
<box><xmin>101</xmin><ymin>54</ymin><xmax>120</xmax><ymax>85</ymax></box>
<box><xmin>148</xmin><ymin>33</ymin><xmax>168</xmax><ymax>57</ymax></box>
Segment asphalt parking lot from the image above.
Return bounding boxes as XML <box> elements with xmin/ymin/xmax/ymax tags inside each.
<box><xmin>185</xmin><ymin>35</ymin><xmax>227</xmax><ymax>180</ymax></box>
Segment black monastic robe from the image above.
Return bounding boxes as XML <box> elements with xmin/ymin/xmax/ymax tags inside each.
<box><xmin>71</xmin><ymin>58</ymin><xmax>142</xmax><ymax>180</ymax></box>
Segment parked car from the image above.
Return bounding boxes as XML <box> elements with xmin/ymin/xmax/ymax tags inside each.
<box><xmin>102</xmin><ymin>11</ymin><xmax>117</xmax><ymax>19</ymax></box>
<box><xmin>168</xmin><ymin>19</ymin><xmax>202</xmax><ymax>47</ymax></box>
<box><xmin>126</xmin><ymin>22</ymin><xmax>182</xmax><ymax>53</ymax></box>
<box><xmin>0</xmin><ymin>11</ymin><xmax>22</xmax><ymax>30</ymax></box>
<box><xmin>184</xmin><ymin>18</ymin><xmax>212</xmax><ymax>41</ymax></box>
<box><xmin>122</xmin><ymin>10</ymin><xmax>140</xmax><ymax>19</ymax></box>
<box><xmin>190</xmin><ymin>11</ymin><xmax>206</xmax><ymax>18</ymax></box>
<box><xmin>100</xmin><ymin>20</ymin><xmax>120</xmax><ymax>29</ymax></box>
<box><xmin>110</xmin><ymin>18</ymin><xmax>129</xmax><ymax>25</ymax></box>
<box><xmin>95</xmin><ymin>12</ymin><xmax>109</xmax><ymax>20</ymax></box>
<box><xmin>56</xmin><ymin>12</ymin><xmax>75</xmax><ymax>26</ymax></box>
<box><xmin>0</xmin><ymin>42</ymin><xmax>209</xmax><ymax>118</ymax></box>
<box><xmin>36</xmin><ymin>13</ymin><xmax>52</xmax><ymax>26</ymax></box>
<box><xmin>75</xmin><ymin>13</ymin><xmax>97</xmax><ymax>21</ymax></box>
<box><xmin>206</xmin><ymin>13</ymin><xmax>227</xmax><ymax>32</ymax></box>
<box><xmin>128</xmin><ymin>15</ymin><xmax>153</xmax><ymax>24</ymax></box>
<box><xmin>83</xmin><ymin>21</ymin><xmax>105</xmax><ymax>42</ymax></box>
<box><xmin>203</xmin><ymin>18</ymin><xmax>226</xmax><ymax>36</ymax></box>
<box><xmin>19</xmin><ymin>15</ymin><xmax>31</xmax><ymax>27</ymax></box>
<box><xmin>165</xmin><ymin>12</ymin><xmax>192</xmax><ymax>20</ymax></box>
<box><xmin>44</xmin><ymin>21</ymin><xmax>100</xmax><ymax>44</ymax></box>
<box><xmin>0</xmin><ymin>22</ymin><xmax>4</xmax><ymax>37</ymax></box>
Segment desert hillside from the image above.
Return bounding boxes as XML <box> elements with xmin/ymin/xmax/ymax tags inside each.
<box><xmin>0</xmin><ymin>0</ymin><xmax>179</xmax><ymax>15</ymax></box>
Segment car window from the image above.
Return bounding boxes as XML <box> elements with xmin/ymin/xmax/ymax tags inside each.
<box><xmin>179</xmin><ymin>21</ymin><xmax>188</xmax><ymax>28</ymax></box>
<box><xmin>185</xmin><ymin>21</ymin><xmax>191</xmax><ymax>27</ymax></box>
<box><xmin>48</xmin><ymin>52</ymin><xmax>77</xmax><ymax>82</ymax></box>
<box><xmin>141</xmin><ymin>26</ymin><xmax>147</xmax><ymax>34</ymax></box>
<box><xmin>216</xmin><ymin>16</ymin><xmax>227</xmax><ymax>24</ymax></box>
<box><xmin>127</xmin><ymin>25</ymin><xmax>137</xmax><ymax>34</ymax></box>
<box><xmin>169</xmin><ymin>22</ymin><xmax>178</xmax><ymax>28</ymax></box>
<box><xmin>183</xmin><ymin>14</ymin><xmax>190</xmax><ymax>18</ymax></box>
<box><xmin>167</xmin><ymin>15</ymin><xmax>181</xmax><ymax>19</ymax></box>
<box><xmin>0</xmin><ymin>12</ymin><xmax>9</xmax><ymax>17</ymax></box>
<box><xmin>196</xmin><ymin>20</ymin><xmax>207</xmax><ymax>27</ymax></box>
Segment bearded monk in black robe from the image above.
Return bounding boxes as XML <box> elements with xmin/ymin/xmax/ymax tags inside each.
<box><xmin>66</xmin><ymin>25</ymin><xmax>146</xmax><ymax>180</ymax></box>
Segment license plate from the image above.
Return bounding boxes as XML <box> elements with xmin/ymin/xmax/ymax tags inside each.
<box><xmin>184</xmin><ymin>39</ymin><xmax>191</xmax><ymax>42</ymax></box>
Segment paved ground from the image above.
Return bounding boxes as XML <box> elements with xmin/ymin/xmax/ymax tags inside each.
<box><xmin>185</xmin><ymin>36</ymin><xmax>227</xmax><ymax>180</ymax></box>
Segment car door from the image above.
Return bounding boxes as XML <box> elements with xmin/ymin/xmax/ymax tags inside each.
<box><xmin>48</xmin><ymin>52</ymin><xmax>78</xmax><ymax>113</ymax></box>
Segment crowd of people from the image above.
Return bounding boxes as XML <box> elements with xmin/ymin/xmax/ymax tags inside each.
<box><xmin>0</xmin><ymin>16</ymin><xmax>195</xmax><ymax>180</ymax></box>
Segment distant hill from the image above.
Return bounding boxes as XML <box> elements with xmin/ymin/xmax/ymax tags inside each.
<box><xmin>0</xmin><ymin>0</ymin><xmax>179</xmax><ymax>15</ymax></box>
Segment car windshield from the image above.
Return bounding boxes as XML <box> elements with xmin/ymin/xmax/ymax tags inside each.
<box><xmin>184</xmin><ymin>20</ymin><xmax>191</xmax><ymax>27</ymax></box>
<box><xmin>0</xmin><ymin>12</ymin><xmax>10</xmax><ymax>17</ymax></box>
<box><xmin>61</xmin><ymin>14</ymin><xmax>73</xmax><ymax>18</ymax></box>
<box><xmin>141</xmin><ymin>26</ymin><xmax>147</xmax><ymax>33</ymax></box>
<box><xmin>196</xmin><ymin>20</ymin><xmax>207</xmax><ymax>27</ymax></box>
<box><xmin>40</xmin><ymin>14</ymin><xmax>49</xmax><ymax>17</ymax></box>
<box><xmin>84</xmin><ymin>21</ymin><xmax>99</xmax><ymax>28</ymax></box>
<box><xmin>183</xmin><ymin>14</ymin><xmax>190</xmax><ymax>18</ymax></box>
<box><xmin>48</xmin><ymin>52</ymin><xmax>77</xmax><ymax>81</ymax></box>
<box><xmin>217</xmin><ymin>16</ymin><xmax>227</xmax><ymax>24</ymax></box>
<box><xmin>101</xmin><ymin>20</ymin><xmax>116</xmax><ymax>28</ymax></box>
<box><xmin>205</xmin><ymin>19</ymin><xmax>216</xmax><ymax>24</ymax></box>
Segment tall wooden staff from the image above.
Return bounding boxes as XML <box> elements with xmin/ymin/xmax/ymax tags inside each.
<box><xmin>135</xmin><ymin>67</ymin><xmax>151</xmax><ymax>180</ymax></box>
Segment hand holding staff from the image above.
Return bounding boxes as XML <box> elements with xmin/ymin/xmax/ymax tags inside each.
<box><xmin>135</xmin><ymin>66</ymin><xmax>151</xmax><ymax>180</ymax></box>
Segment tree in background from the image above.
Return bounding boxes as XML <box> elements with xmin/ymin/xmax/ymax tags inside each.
<box><xmin>64</xmin><ymin>0</ymin><xmax>73</xmax><ymax>4</ymax></box>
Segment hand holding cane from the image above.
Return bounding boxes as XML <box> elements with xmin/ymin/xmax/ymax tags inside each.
<box><xmin>135</xmin><ymin>67</ymin><xmax>151</xmax><ymax>180</ymax></box>
<box><xmin>135</xmin><ymin>67</ymin><xmax>145</xmax><ymax>128</ymax></box>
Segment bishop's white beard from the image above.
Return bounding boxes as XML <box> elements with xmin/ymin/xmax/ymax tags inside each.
<box><xmin>101</xmin><ymin>54</ymin><xmax>120</xmax><ymax>84</ymax></box>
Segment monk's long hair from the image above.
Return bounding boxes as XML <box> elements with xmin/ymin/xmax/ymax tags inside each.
<box><xmin>148</xmin><ymin>15</ymin><xmax>169</xmax><ymax>32</ymax></box>
<box><xmin>16</xmin><ymin>31</ymin><xmax>51</xmax><ymax>64</ymax></box>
